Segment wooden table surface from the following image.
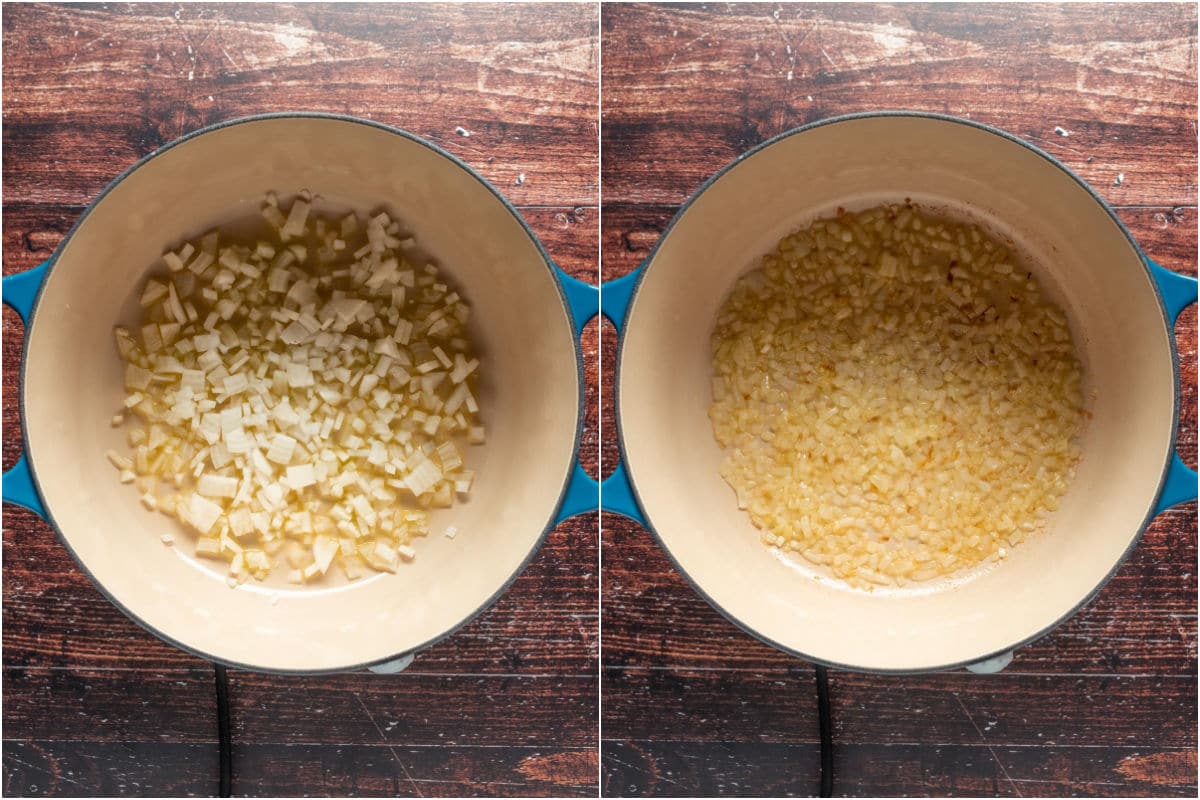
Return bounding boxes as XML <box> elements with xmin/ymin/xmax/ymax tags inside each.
<box><xmin>600</xmin><ymin>3</ymin><xmax>1197</xmax><ymax>797</ymax></box>
<box><xmin>2</xmin><ymin>3</ymin><xmax>598</xmax><ymax>797</ymax></box>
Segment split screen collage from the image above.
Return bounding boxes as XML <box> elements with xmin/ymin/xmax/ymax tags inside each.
<box><xmin>1</xmin><ymin>2</ymin><xmax>1196</xmax><ymax>798</ymax></box>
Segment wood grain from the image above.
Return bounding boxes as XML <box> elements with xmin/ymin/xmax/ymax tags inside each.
<box><xmin>6</xmin><ymin>741</ymin><xmax>598</xmax><ymax>798</ymax></box>
<box><xmin>603</xmin><ymin>668</ymin><xmax>1195</xmax><ymax>748</ymax></box>
<box><xmin>602</xmin><ymin>741</ymin><xmax>1198</xmax><ymax>798</ymax></box>
<box><xmin>3</xmin><ymin>3</ymin><xmax>599</xmax><ymax>797</ymax></box>
<box><xmin>601</xmin><ymin>2</ymin><xmax>1197</xmax><ymax>207</ymax></box>
<box><xmin>4</xmin><ymin>668</ymin><xmax>596</xmax><ymax>747</ymax></box>
<box><xmin>2</xmin><ymin>2</ymin><xmax>598</xmax><ymax>207</ymax></box>
<box><xmin>600</xmin><ymin>3</ymin><xmax>1197</xmax><ymax>797</ymax></box>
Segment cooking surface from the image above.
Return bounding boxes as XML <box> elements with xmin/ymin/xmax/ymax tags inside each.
<box><xmin>2</xmin><ymin>3</ymin><xmax>598</xmax><ymax>796</ymax></box>
<box><xmin>600</xmin><ymin>3</ymin><xmax>1197</xmax><ymax>797</ymax></box>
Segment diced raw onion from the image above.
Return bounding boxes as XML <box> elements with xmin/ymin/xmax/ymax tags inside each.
<box><xmin>108</xmin><ymin>192</ymin><xmax>484</xmax><ymax>585</ymax></box>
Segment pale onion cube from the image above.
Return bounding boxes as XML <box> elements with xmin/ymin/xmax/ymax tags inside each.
<box><xmin>198</xmin><ymin>474</ymin><xmax>239</xmax><ymax>498</ymax></box>
<box><xmin>140</xmin><ymin>279</ymin><xmax>169</xmax><ymax>307</ymax></box>
<box><xmin>228</xmin><ymin>507</ymin><xmax>254</xmax><ymax>537</ymax></box>
<box><xmin>285</xmin><ymin>464</ymin><xmax>316</xmax><ymax>491</ymax></box>
<box><xmin>108</xmin><ymin>191</ymin><xmax>483</xmax><ymax>584</ymax></box>
<box><xmin>443</xmin><ymin>383</ymin><xmax>469</xmax><ymax>414</ymax></box>
<box><xmin>404</xmin><ymin>458</ymin><xmax>442</xmax><ymax>496</ymax></box>
<box><xmin>257</xmin><ymin>483</ymin><xmax>286</xmax><ymax>510</ymax></box>
<box><xmin>266</xmin><ymin>434</ymin><xmax>297</xmax><ymax>464</ymax></box>
<box><xmin>141</xmin><ymin>324</ymin><xmax>163</xmax><ymax>353</ymax></box>
<box><xmin>271</xmin><ymin>400</ymin><xmax>300</xmax><ymax>428</ymax></box>
<box><xmin>313</xmin><ymin>535</ymin><xmax>338</xmax><ymax>573</ymax></box>
<box><xmin>224</xmin><ymin>428</ymin><xmax>253</xmax><ymax>454</ymax></box>
<box><xmin>436</xmin><ymin>441</ymin><xmax>462</xmax><ymax>471</ymax></box>
<box><xmin>160</xmin><ymin>322</ymin><xmax>182</xmax><ymax>346</ymax></box>
<box><xmin>371</xmin><ymin>541</ymin><xmax>398</xmax><ymax>571</ymax></box>
<box><xmin>203</xmin><ymin>443</ymin><xmax>227</xmax><ymax>470</ymax></box>
<box><xmin>359</xmin><ymin>373</ymin><xmax>380</xmax><ymax>397</ymax></box>
<box><xmin>193</xmin><ymin>333</ymin><xmax>221</xmax><ymax>352</ymax></box>
<box><xmin>245</xmin><ymin>550</ymin><xmax>271</xmax><ymax>572</ymax></box>
<box><xmin>195</xmin><ymin>537</ymin><xmax>222</xmax><ymax>558</ymax></box>
<box><xmin>180</xmin><ymin>370</ymin><xmax>206</xmax><ymax>392</ymax></box>
<box><xmin>316</xmin><ymin>386</ymin><xmax>343</xmax><ymax>406</ymax></box>
<box><xmin>350</xmin><ymin>494</ymin><xmax>377</xmax><ymax>524</ymax></box>
<box><xmin>450</xmin><ymin>356</ymin><xmax>479</xmax><ymax>385</ymax></box>
<box><xmin>286</xmin><ymin>363</ymin><xmax>314</xmax><ymax>387</ymax></box>
<box><xmin>281</xmin><ymin>199</ymin><xmax>310</xmax><ymax>240</ymax></box>
<box><xmin>187</xmin><ymin>251</ymin><xmax>215</xmax><ymax>275</ymax></box>
<box><xmin>223</xmin><ymin>373</ymin><xmax>249</xmax><ymax>396</ymax></box>
<box><xmin>188</xmin><ymin>494</ymin><xmax>224</xmax><ymax>534</ymax></box>
<box><xmin>267</xmin><ymin>267</ymin><xmax>291</xmax><ymax>293</ymax></box>
<box><xmin>124</xmin><ymin>364</ymin><xmax>153</xmax><ymax>391</ymax></box>
<box><xmin>247</xmin><ymin>449</ymin><xmax>271</xmax><ymax>478</ymax></box>
<box><xmin>393</xmin><ymin>319</ymin><xmax>414</xmax><ymax>345</ymax></box>
<box><xmin>106</xmin><ymin>449</ymin><xmax>133</xmax><ymax>471</ymax></box>
<box><xmin>114</xmin><ymin>327</ymin><xmax>137</xmax><ymax>359</ymax></box>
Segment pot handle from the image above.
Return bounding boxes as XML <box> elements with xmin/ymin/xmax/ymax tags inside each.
<box><xmin>551</xmin><ymin>266</ymin><xmax>645</xmax><ymax>524</ymax></box>
<box><xmin>597</xmin><ymin>267</ymin><xmax>645</xmax><ymax>524</ymax></box>
<box><xmin>366</xmin><ymin>653</ymin><xmax>414</xmax><ymax>674</ymax></box>
<box><xmin>1147</xmin><ymin>257</ymin><xmax>1197</xmax><ymax>514</ymax></box>
<box><xmin>2</xmin><ymin>261</ymin><xmax>50</xmax><ymax>519</ymax></box>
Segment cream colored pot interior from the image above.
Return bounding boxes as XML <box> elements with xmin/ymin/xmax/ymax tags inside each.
<box><xmin>619</xmin><ymin>115</ymin><xmax>1175</xmax><ymax>671</ymax></box>
<box><xmin>23</xmin><ymin>117</ymin><xmax>580</xmax><ymax>672</ymax></box>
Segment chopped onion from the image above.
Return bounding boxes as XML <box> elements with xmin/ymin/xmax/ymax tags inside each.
<box><xmin>109</xmin><ymin>191</ymin><xmax>483</xmax><ymax>585</ymax></box>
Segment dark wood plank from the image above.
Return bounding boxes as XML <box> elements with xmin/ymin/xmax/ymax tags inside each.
<box><xmin>4</xmin><ymin>740</ymin><xmax>598</xmax><ymax>798</ymax></box>
<box><xmin>603</xmin><ymin>668</ymin><xmax>1195</xmax><ymax>749</ymax></box>
<box><xmin>601</xmin><ymin>2</ymin><xmax>1197</xmax><ymax>206</ymax></box>
<box><xmin>2</xmin><ymin>2</ymin><xmax>598</xmax><ymax>207</ymax></box>
<box><xmin>4</xmin><ymin>668</ymin><xmax>596</xmax><ymax>747</ymax></box>
<box><xmin>1</xmin><ymin>667</ymin><xmax>219</xmax><ymax>744</ymax></box>
<box><xmin>602</xmin><ymin>741</ymin><xmax>1198</xmax><ymax>798</ymax></box>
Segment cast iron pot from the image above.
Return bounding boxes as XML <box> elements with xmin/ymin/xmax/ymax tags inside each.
<box><xmin>2</xmin><ymin>113</ymin><xmax>604</xmax><ymax>674</ymax></box>
<box><xmin>602</xmin><ymin>111</ymin><xmax>1197</xmax><ymax>673</ymax></box>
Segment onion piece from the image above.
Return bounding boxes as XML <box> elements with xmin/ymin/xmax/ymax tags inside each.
<box><xmin>109</xmin><ymin>192</ymin><xmax>484</xmax><ymax>584</ymax></box>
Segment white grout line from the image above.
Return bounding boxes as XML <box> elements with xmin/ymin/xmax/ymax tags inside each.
<box><xmin>595</xmin><ymin>1</ymin><xmax>605</xmax><ymax>794</ymax></box>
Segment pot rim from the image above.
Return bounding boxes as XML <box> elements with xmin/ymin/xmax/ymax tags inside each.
<box><xmin>17</xmin><ymin>111</ymin><xmax>586</xmax><ymax>675</ymax></box>
<box><xmin>613</xmin><ymin>109</ymin><xmax>1183</xmax><ymax>674</ymax></box>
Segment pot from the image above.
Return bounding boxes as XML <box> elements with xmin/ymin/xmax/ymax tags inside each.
<box><xmin>2</xmin><ymin>113</ymin><xmax>603</xmax><ymax>674</ymax></box>
<box><xmin>603</xmin><ymin>112</ymin><xmax>1196</xmax><ymax>673</ymax></box>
